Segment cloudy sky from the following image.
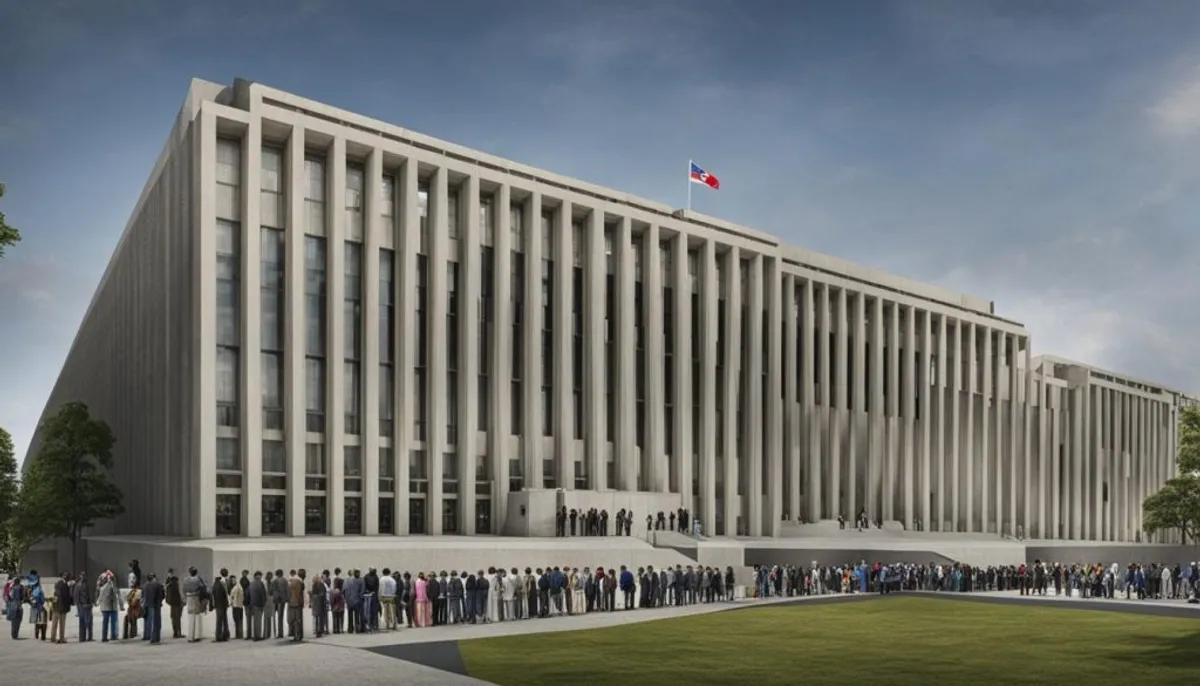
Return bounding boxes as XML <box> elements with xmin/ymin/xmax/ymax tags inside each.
<box><xmin>2</xmin><ymin>0</ymin><xmax>1199</xmax><ymax>464</ymax></box>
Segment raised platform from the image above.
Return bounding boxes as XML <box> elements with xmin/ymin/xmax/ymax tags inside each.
<box><xmin>82</xmin><ymin>534</ymin><xmax>700</xmax><ymax>579</ymax></box>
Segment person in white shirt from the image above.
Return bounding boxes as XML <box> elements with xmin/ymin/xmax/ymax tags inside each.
<box><xmin>486</xmin><ymin>568</ymin><xmax>501</xmax><ymax>623</ymax></box>
<box><xmin>380</xmin><ymin>569</ymin><xmax>397</xmax><ymax>630</ymax></box>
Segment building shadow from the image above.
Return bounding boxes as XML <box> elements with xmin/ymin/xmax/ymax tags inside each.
<box><xmin>1104</xmin><ymin>630</ymin><xmax>1200</xmax><ymax>670</ymax></box>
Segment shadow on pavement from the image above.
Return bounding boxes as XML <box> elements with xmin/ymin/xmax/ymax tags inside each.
<box><xmin>367</xmin><ymin>640</ymin><xmax>469</xmax><ymax>676</ymax></box>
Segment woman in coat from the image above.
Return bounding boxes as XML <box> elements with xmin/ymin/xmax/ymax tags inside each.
<box><xmin>122</xmin><ymin>582</ymin><xmax>142</xmax><ymax>640</ymax></box>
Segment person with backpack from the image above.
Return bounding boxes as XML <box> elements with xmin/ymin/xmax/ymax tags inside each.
<box><xmin>4</xmin><ymin>575</ymin><xmax>24</xmax><ymax>639</ymax></box>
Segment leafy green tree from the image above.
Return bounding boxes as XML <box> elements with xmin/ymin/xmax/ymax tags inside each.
<box><xmin>1142</xmin><ymin>475</ymin><xmax>1200</xmax><ymax>545</ymax></box>
<box><xmin>1177</xmin><ymin>403</ymin><xmax>1200</xmax><ymax>474</ymax></box>
<box><xmin>1143</xmin><ymin>404</ymin><xmax>1200</xmax><ymax>544</ymax></box>
<box><xmin>0</xmin><ymin>183</ymin><xmax>19</xmax><ymax>260</ymax></box>
<box><xmin>0</xmin><ymin>427</ymin><xmax>16</xmax><ymax>528</ymax></box>
<box><xmin>19</xmin><ymin>402</ymin><xmax>124</xmax><ymax>568</ymax></box>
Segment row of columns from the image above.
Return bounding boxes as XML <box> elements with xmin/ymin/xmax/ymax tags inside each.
<box><xmin>197</xmin><ymin>109</ymin><xmax>1184</xmax><ymax>542</ymax></box>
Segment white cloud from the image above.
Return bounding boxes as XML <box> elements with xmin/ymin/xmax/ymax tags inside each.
<box><xmin>1148</xmin><ymin>64</ymin><xmax>1200</xmax><ymax>137</ymax></box>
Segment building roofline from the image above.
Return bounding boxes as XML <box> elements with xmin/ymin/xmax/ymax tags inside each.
<box><xmin>1033</xmin><ymin>354</ymin><xmax>1197</xmax><ymax>401</ymax></box>
<box><xmin>237</xmin><ymin>77</ymin><xmax>999</xmax><ymax>318</ymax></box>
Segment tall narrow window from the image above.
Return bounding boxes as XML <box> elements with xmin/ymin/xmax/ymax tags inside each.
<box><xmin>305</xmin><ymin>156</ymin><xmax>326</xmax><ymax>235</ymax></box>
<box><xmin>261</xmin><ymin>227</ymin><xmax>285</xmax><ymax>431</ymax></box>
<box><xmin>380</xmin><ymin>249</ymin><xmax>396</xmax><ymax>437</ymax></box>
<box><xmin>216</xmin><ymin>218</ymin><xmax>240</xmax><ymax>428</ymax></box>
<box><xmin>344</xmin><ymin>242</ymin><xmax>362</xmax><ymax>435</ymax></box>
<box><xmin>305</xmin><ymin>237</ymin><xmax>327</xmax><ymax>433</ymax></box>
<box><xmin>447</xmin><ymin>260</ymin><xmax>459</xmax><ymax>445</ymax></box>
<box><xmin>345</xmin><ymin>163</ymin><xmax>364</xmax><ymax>242</ymax></box>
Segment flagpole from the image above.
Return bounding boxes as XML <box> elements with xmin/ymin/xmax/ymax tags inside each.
<box><xmin>686</xmin><ymin>159</ymin><xmax>692</xmax><ymax>213</ymax></box>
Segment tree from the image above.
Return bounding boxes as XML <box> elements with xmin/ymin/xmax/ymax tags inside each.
<box><xmin>1177</xmin><ymin>403</ymin><xmax>1200</xmax><ymax>474</ymax></box>
<box><xmin>0</xmin><ymin>182</ymin><xmax>20</xmax><ymax>260</ymax></box>
<box><xmin>1142</xmin><ymin>403</ymin><xmax>1200</xmax><ymax>544</ymax></box>
<box><xmin>0</xmin><ymin>427</ymin><xmax>18</xmax><ymax>572</ymax></box>
<box><xmin>1142</xmin><ymin>475</ymin><xmax>1200</xmax><ymax>545</ymax></box>
<box><xmin>18</xmin><ymin>402</ymin><xmax>124</xmax><ymax>568</ymax></box>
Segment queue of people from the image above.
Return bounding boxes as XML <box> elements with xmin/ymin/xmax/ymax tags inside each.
<box><xmin>3</xmin><ymin>558</ymin><xmax>741</xmax><ymax>645</ymax></box>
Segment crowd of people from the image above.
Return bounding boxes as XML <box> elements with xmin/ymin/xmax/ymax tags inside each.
<box><xmin>6</xmin><ymin>556</ymin><xmax>1195</xmax><ymax>646</ymax></box>
<box><xmin>748</xmin><ymin>560</ymin><xmax>1200</xmax><ymax>600</ymax></box>
<box><xmin>2</xmin><ymin>558</ymin><xmax>741</xmax><ymax>644</ymax></box>
<box><xmin>553</xmin><ymin>506</ymin><xmax>697</xmax><ymax>537</ymax></box>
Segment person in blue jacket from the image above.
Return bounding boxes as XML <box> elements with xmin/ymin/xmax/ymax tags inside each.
<box><xmin>619</xmin><ymin>566</ymin><xmax>636</xmax><ymax>609</ymax></box>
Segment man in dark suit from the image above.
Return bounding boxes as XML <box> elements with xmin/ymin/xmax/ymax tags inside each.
<box><xmin>272</xmin><ymin>569</ymin><xmax>289</xmax><ymax>638</ymax></box>
<box><xmin>210</xmin><ymin>569</ymin><xmax>230</xmax><ymax>642</ymax></box>
<box><xmin>141</xmin><ymin>573</ymin><xmax>164</xmax><ymax>644</ymax></box>
<box><xmin>246</xmin><ymin>571</ymin><xmax>267</xmax><ymax>640</ymax></box>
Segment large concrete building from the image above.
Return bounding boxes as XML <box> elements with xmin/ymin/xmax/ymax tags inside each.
<box><xmin>26</xmin><ymin>79</ymin><xmax>1196</xmax><ymax>575</ymax></box>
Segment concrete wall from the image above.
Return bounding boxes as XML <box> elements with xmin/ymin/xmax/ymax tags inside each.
<box><xmin>84</xmin><ymin>536</ymin><xmax>695</xmax><ymax>581</ymax></box>
<box><xmin>22</xmin><ymin>84</ymin><xmax>205</xmax><ymax>538</ymax></box>
<box><xmin>503</xmin><ymin>489</ymin><xmax>682</xmax><ymax>537</ymax></box>
<box><xmin>746</xmin><ymin>547</ymin><xmax>957</xmax><ymax>568</ymax></box>
<box><xmin>1025</xmin><ymin>545</ymin><xmax>1200</xmax><ymax>567</ymax></box>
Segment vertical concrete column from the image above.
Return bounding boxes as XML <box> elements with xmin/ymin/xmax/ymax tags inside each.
<box><xmin>884</xmin><ymin>302</ymin><xmax>899</xmax><ymax>523</ymax></box>
<box><xmin>283</xmin><ymin>124</ymin><xmax>307</xmax><ymax>536</ymax></box>
<box><xmin>614</xmin><ymin>217</ymin><xmax>636</xmax><ymax>490</ymax></box>
<box><xmin>195</xmin><ymin>109</ymin><xmax>218</xmax><ymax>539</ymax></box>
<box><xmin>673</xmin><ymin>234</ymin><xmax>693</xmax><ymax>506</ymax></box>
<box><xmin>523</xmin><ymin>193</ymin><xmax>544</xmax><ymax>492</ymax></box>
<box><xmin>362</xmin><ymin>150</ymin><xmax>382</xmax><ymax>535</ymax></box>
<box><xmin>1099</xmin><ymin>387</ymin><xmax>1107</xmax><ymax>540</ymax></box>
<box><xmin>979</xmin><ymin>327</ymin><xmax>992</xmax><ymax>533</ymax></box>
<box><xmin>1035</xmin><ymin>368</ymin><xmax>1047</xmax><ymax>538</ymax></box>
<box><xmin>815</xmin><ymin>283</ymin><xmax>830</xmax><ymax>518</ymax></box>
<box><xmin>744</xmin><ymin>254</ymin><xmax>764</xmax><ymax>536</ymax></box>
<box><xmin>901</xmin><ymin>305</ymin><xmax>915</xmax><ymax>528</ymax></box>
<box><xmin>1023</xmin><ymin>340</ymin><xmax>1033</xmax><ymax>537</ymax></box>
<box><xmin>1118</xmin><ymin>392</ymin><xmax>1127</xmax><ymax>540</ymax></box>
<box><xmin>963</xmin><ymin>323</ymin><xmax>976</xmax><ymax>533</ymax></box>
<box><xmin>993</xmin><ymin>331</ymin><xmax>1005</xmax><ymax>535</ymax></box>
<box><xmin>1070</xmin><ymin>383</ymin><xmax>1084</xmax><ymax>540</ymax></box>
<box><xmin>802</xmin><ymin>280</ymin><xmax>819</xmax><ymax>523</ymax></box>
<box><xmin>643</xmin><ymin>224</ymin><xmax>665</xmax><ymax>491</ymax></box>
<box><xmin>553</xmin><ymin>200</ymin><xmax>574</xmax><ymax>490</ymax></box>
<box><xmin>393</xmin><ymin>157</ymin><xmax>420</xmax><ymax>535</ymax></box>
<box><xmin>425</xmin><ymin>165</ymin><xmax>448</xmax><ymax>535</ymax></box>
<box><xmin>765</xmin><ymin>258</ymin><xmax>783</xmax><ymax>536</ymax></box>
<box><xmin>782</xmin><ymin>276</ymin><xmax>797</xmax><ymax>518</ymax></box>
<box><xmin>326</xmin><ymin>137</ymin><xmax>348</xmax><ymax>536</ymax></box>
<box><xmin>1050</xmin><ymin>385</ymin><xmax>1062</xmax><ymax>540</ymax></box>
<box><xmin>850</xmin><ymin>291</ymin><xmax>866</xmax><ymax>524</ymax></box>
<box><xmin>1008</xmin><ymin>335</ymin><xmax>1019</xmax><ymax>535</ymax></box>
<box><xmin>459</xmin><ymin>177</ymin><xmax>481</xmax><ymax>534</ymax></box>
<box><xmin>868</xmin><ymin>297</ymin><xmax>884</xmax><ymax>524</ymax></box>
<box><xmin>722</xmin><ymin>249</ymin><xmax>742</xmax><ymax>532</ymax></box>
<box><xmin>491</xmin><ymin>185</ymin><xmax>513</xmax><ymax>526</ymax></box>
<box><xmin>934</xmin><ymin>314</ymin><xmax>947</xmax><ymax>531</ymax></box>
<box><xmin>949</xmin><ymin>320</ymin><xmax>962</xmax><ymax>531</ymax></box>
<box><xmin>919</xmin><ymin>309</ymin><xmax>932</xmax><ymax>532</ymax></box>
<box><xmin>583</xmin><ymin>208</ymin><xmax>605</xmax><ymax>491</ymax></box>
<box><xmin>830</xmin><ymin>287</ymin><xmax>846</xmax><ymax>520</ymax></box>
<box><xmin>699</xmin><ymin>239</ymin><xmax>718</xmax><ymax>534</ymax></box>
<box><xmin>241</xmin><ymin>120</ymin><xmax>264</xmax><ymax>537</ymax></box>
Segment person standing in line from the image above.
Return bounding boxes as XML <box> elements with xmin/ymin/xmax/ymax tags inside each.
<box><xmin>272</xmin><ymin>569</ymin><xmax>289</xmax><ymax>638</ymax></box>
<box><xmin>182</xmin><ymin>567</ymin><xmax>206</xmax><ymax>643</ymax></box>
<box><xmin>286</xmin><ymin>569</ymin><xmax>305</xmax><ymax>642</ymax></box>
<box><xmin>121</xmin><ymin>582</ymin><xmax>142</xmax><ymax>641</ymax></box>
<box><xmin>141</xmin><ymin>573</ymin><xmax>164</xmax><ymax>644</ymax></box>
<box><xmin>209</xmin><ymin>569</ymin><xmax>230</xmax><ymax>642</ymax></box>
<box><xmin>379</xmin><ymin>568</ymin><xmax>397</xmax><ymax>630</ymax></box>
<box><xmin>73</xmin><ymin>570</ymin><xmax>93</xmax><ymax>642</ymax></box>
<box><xmin>261</xmin><ymin>571</ymin><xmax>275</xmax><ymax>639</ymax></box>
<box><xmin>50</xmin><ymin>572</ymin><xmax>71</xmax><ymax>644</ymax></box>
<box><xmin>164</xmin><ymin>570</ymin><xmax>183</xmax><ymax>639</ymax></box>
<box><xmin>229</xmin><ymin>575</ymin><xmax>244</xmax><ymax>639</ymax></box>
<box><xmin>246</xmin><ymin>571</ymin><xmax>266</xmax><ymax>641</ymax></box>
<box><xmin>96</xmin><ymin>571</ymin><xmax>123</xmax><ymax>642</ymax></box>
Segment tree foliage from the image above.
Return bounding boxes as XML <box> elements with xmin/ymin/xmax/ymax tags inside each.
<box><xmin>0</xmin><ymin>182</ymin><xmax>20</xmax><ymax>260</ymax></box>
<box><xmin>18</xmin><ymin>402</ymin><xmax>124</xmax><ymax>564</ymax></box>
<box><xmin>1177</xmin><ymin>403</ymin><xmax>1200</xmax><ymax>474</ymax></box>
<box><xmin>1142</xmin><ymin>475</ymin><xmax>1200</xmax><ymax>545</ymax></box>
<box><xmin>0</xmin><ymin>427</ymin><xmax>16</xmax><ymax>527</ymax></box>
<box><xmin>1142</xmin><ymin>403</ymin><xmax>1200</xmax><ymax>544</ymax></box>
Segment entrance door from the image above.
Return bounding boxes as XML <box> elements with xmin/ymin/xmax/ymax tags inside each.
<box><xmin>409</xmin><ymin>497</ymin><xmax>427</xmax><ymax>534</ymax></box>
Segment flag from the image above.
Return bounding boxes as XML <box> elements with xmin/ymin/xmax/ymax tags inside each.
<box><xmin>689</xmin><ymin>161</ymin><xmax>720</xmax><ymax>190</ymax></box>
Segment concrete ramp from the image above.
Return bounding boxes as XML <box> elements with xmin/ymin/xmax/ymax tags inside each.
<box><xmin>741</xmin><ymin>534</ymin><xmax>1027</xmax><ymax>568</ymax></box>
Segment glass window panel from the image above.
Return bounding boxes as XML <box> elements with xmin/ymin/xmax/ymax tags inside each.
<box><xmin>216</xmin><ymin>437</ymin><xmax>240</xmax><ymax>471</ymax></box>
<box><xmin>216</xmin><ymin>494</ymin><xmax>241</xmax><ymax>536</ymax></box>
<box><xmin>305</xmin><ymin>358</ymin><xmax>324</xmax><ymax>412</ymax></box>
<box><xmin>216</xmin><ymin>348</ymin><xmax>239</xmax><ymax>404</ymax></box>
<box><xmin>216</xmin><ymin>139</ymin><xmax>241</xmax><ymax>185</ymax></box>
<box><xmin>261</xmin><ymin>147</ymin><xmax>282</xmax><ymax>192</ymax></box>
<box><xmin>381</xmin><ymin>176</ymin><xmax>395</xmax><ymax>216</ymax></box>
<box><xmin>305</xmin><ymin>443</ymin><xmax>327</xmax><ymax>475</ymax></box>
<box><xmin>263</xmin><ymin>440</ymin><xmax>287</xmax><ymax>473</ymax></box>
<box><xmin>344</xmin><ymin>446</ymin><xmax>362</xmax><ymax>476</ymax></box>
<box><xmin>305</xmin><ymin>158</ymin><xmax>325</xmax><ymax>201</ymax></box>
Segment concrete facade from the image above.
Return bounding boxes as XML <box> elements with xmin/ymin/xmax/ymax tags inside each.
<box><xmin>26</xmin><ymin>78</ymin><xmax>1196</xmax><ymax>554</ymax></box>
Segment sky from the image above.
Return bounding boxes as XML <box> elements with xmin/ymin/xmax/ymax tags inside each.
<box><xmin>2</xmin><ymin>0</ymin><xmax>1200</xmax><ymax>465</ymax></box>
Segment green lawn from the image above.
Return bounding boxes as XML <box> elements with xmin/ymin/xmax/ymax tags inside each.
<box><xmin>458</xmin><ymin>597</ymin><xmax>1199</xmax><ymax>685</ymax></box>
